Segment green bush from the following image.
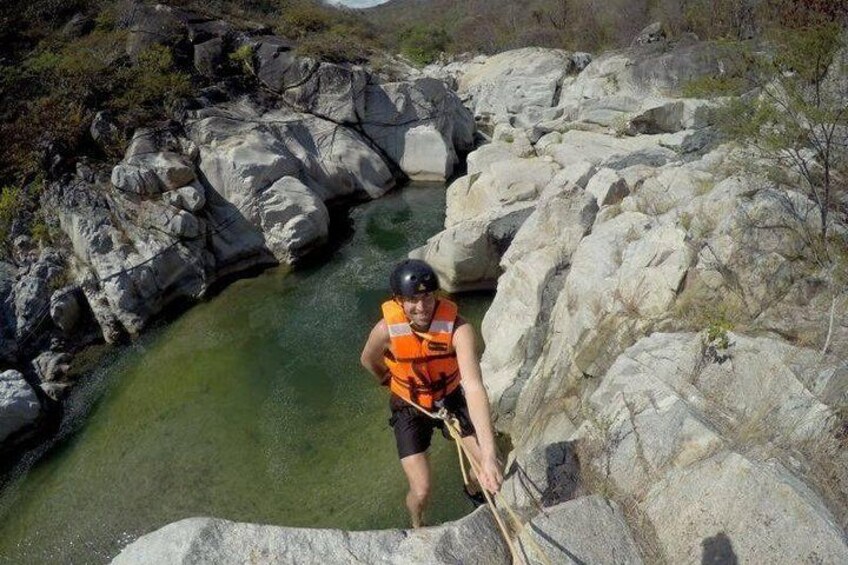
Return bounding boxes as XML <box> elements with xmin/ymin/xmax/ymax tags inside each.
<box><xmin>111</xmin><ymin>45</ymin><xmax>192</xmax><ymax>114</ymax></box>
<box><xmin>296</xmin><ymin>26</ymin><xmax>369</xmax><ymax>63</ymax></box>
<box><xmin>229</xmin><ymin>44</ymin><xmax>255</xmax><ymax>75</ymax></box>
<box><xmin>278</xmin><ymin>2</ymin><xmax>334</xmax><ymax>39</ymax></box>
<box><xmin>399</xmin><ymin>25</ymin><xmax>449</xmax><ymax>66</ymax></box>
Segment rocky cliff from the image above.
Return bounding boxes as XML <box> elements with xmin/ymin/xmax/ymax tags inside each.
<box><xmin>115</xmin><ymin>34</ymin><xmax>847</xmax><ymax>564</ymax></box>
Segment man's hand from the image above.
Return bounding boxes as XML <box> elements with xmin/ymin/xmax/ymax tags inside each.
<box><xmin>477</xmin><ymin>452</ymin><xmax>503</xmax><ymax>494</ymax></box>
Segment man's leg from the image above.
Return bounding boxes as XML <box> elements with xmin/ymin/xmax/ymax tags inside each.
<box><xmin>400</xmin><ymin>452</ymin><xmax>431</xmax><ymax>528</ymax></box>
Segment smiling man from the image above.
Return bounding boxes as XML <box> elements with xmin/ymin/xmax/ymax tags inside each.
<box><xmin>360</xmin><ymin>259</ymin><xmax>502</xmax><ymax>528</ymax></box>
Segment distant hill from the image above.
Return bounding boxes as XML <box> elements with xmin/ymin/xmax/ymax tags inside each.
<box><xmin>363</xmin><ymin>0</ymin><xmax>848</xmax><ymax>56</ymax></box>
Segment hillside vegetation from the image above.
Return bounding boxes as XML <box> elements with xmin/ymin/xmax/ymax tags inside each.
<box><xmin>366</xmin><ymin>0</ymin><xmax>847</xmax><ymax>61</ymax></box>
<box><xmin>0</xmin><ymin>0</ymin><xmax>845</xmax><ymax>254</ymax></box>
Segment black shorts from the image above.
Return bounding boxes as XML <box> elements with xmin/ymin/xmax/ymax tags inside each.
<box><xmin>388</xmin><ymin>387</ymin><xmax>476</xmax><ymax>459</ymax></box>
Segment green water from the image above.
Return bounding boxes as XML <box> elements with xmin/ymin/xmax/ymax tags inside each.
<box><xmin>0</xmin><ymin>184</ymin><xmax>492</xmax><ymax>564</ymax></box>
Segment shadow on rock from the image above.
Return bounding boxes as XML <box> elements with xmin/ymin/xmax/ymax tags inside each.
<box><xmin>701</xmin><ymin>532</ymin><xmax>738</xmax><ymax>565</ymax></box>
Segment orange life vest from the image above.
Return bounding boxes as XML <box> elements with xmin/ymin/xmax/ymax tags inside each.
<box><xmin>382</xmin><ymin>298</ymin><xmax>461</xmax><ymax>409</ymax></box>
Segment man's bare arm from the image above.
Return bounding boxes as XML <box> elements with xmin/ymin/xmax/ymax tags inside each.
<box><xmin>454</xmin><ymin>320</ymin><xmax>502</xmax><ymax>492</ymax></box>
<box><xmin>360</xmin><ymin>319</ymin><xmax>391</xmax><ymax>385</ymax></box>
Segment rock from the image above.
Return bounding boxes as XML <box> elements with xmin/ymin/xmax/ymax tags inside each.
<box><xmin>645</xmin><ymin>452</ymin><xmax>848</xmax><ymax>564</ymax></box>
<box><xmin>111</xmin><ymin>163</ymin><xmax>162</xmax><ymax>196</ymax></box>
<box><xmin>112</xmin><ymin>152</ymin><xmax>195</xmax><ymax>197</ymax></box>
<box><xmin>61</xmin><ymin>13</ymin><xmax>94</xmax><ymax>39</ymax></box>
<box><xmin>190</xmin><ymin>108</ymin><xmax>395</xmax><ymax>201</ymax></box>
<box><xmin>14</xmin><ymin>252</ymin><xmax>66</xmax><ymax>340</ymax></box>
<box><xmin>163</xmin><ymin>183</ymin><xmax>206</xmax><ymax>212</ymax></box>
<box><xmin>258</xmin><ymin>176</ymin><xmax>330</xmax><ymax>263</ymax></box>
<box><xmin>459</xmin><ymin>48</ymin><xmax>574</xmax><ymax>125</ymax></box>
<box><xmin>628</xmin><ymin>99</ymin><xmax>714</xmax><ymax>135</ymax></box>
<box><xmin>632</xmin><ymin>22</ymin><xmax>666</xmax><ymax>46</ymax></box>
<box><xmin>90</xmin><ymin>111</ymin><xmax>122</xmax><ymax>153</ymax></box>
<box><xmin>166</xmin><ymin>210</ymin><xmax>200</xmax><ymax>239</ymax></box>
<box><xmin>445</xmin><ymin>152</ymin><xmax>559</xmax><ymax>226</ymax></box>
<box><xmin>0</xmin><ymin>262</ymin><xmax>17</xmax><ymax>362</ymax></box>
<box><xmin>253</xmin><ymin>35</ymin><xmax>298</xmax><ymax>90</ymax></box>
<box><xmin>519</xmin><ymin>496</ymin><xmax>643</xmax><ymax>565</ymax></box>
<box><xmin>194</xmin><ymin>37</ymin><xmax>224</xmax><ymax>77</ymax></box>
<box><xmin>42</xmin><ymin>179</ymin><xmax>214</xmax><ymax>339</ymax></box>
<box><xmin>409</xmin><ymin>218</ymin><xmax>507</xmax><ymax>293</ymax></box>
<box><xmin>570</xmin><ymin>52</ymin><xmax>593</xmax><ymax>72</ymax></box>
<box><xmin>50</xmin><ymin>287</ymin><xmax>81</xmax><ymax>333</ymax></box>
<box><xmin>500</xmin><ymin>418</ymin><xmax>582</xmax><ymax>513</ymax></box>
<box><xmin>363</xmin><ymin>78</ymin><xmax>475</xmax><ymax>181</ymax></box>
<box><xmin>540</xmin><ymin>130</ymin><xmax>675</xmax><ymax>170</ymax></box>
<box><xmin>492</xmin><ymin>124</ymin><xmax>534</xmax><ymax>158</ymax></box>
<box><xmin>255</xmin><ymin>47</ymin><xmax>367</xmax><ymax>125</ymax></box>
<box><xmin>112</xmin><ymin>507</ymin><xmax>509</xmax><ymax>565</ymax></box>
<box><xmin>585</xmin><ymin>167</ymin><xmax>629</xmax><ymax>206</ymax></box>
<box><xmin>483</xmin><ymin>190</ymin><xmax>597</xmax><ymax>422</ymax></box>
<box><xmin>32</xmin><ymin>350</ymin><xmax>73</xmax><ymax>383</ymax></box>
<box><xmin>508</xmin><ymin>213</ymin><xmax>694</xmax><ymax>437</ymax></box>
<box><xmin>125</xmin><ymin>4</ymin><xmax>189</xmax><ymax>60</ymax></box>
<box><xmin>40</xmin><ymin>381</ymin><xmax>72</xmax><ymax>401</ymax></box>
<box><xmin>186</xmin><ymin>19</ymin><xmax>234</xmax><ymax>44</ymax></box>
<box><xmin>125</xmin><ymin>127</ymin><xmax>185</xmax><ymax>160</ymax></box>
<box><xmin>0</xmin><ymin>370</ymin><xmax>42</xmax><ymax>444</ymax></box>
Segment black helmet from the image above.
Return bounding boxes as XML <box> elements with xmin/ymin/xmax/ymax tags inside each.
<box><xmin>390</xmin><ymin>259</ymin><xmax>439</xmax><ymax>297</ymax></box>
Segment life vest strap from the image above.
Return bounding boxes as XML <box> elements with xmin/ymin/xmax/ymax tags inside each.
<box><xmin>390</xmin><ymin>372</ymin><xmax>459</xmax><ymax>394</ymax></box>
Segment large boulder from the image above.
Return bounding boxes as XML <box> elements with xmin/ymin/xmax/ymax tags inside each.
<box><xmin>459</xmin><ymin>48</ymin><xmax>576</xmax><ymax>126</ymax></box>
<box><xmin>112</xmin><ymin>507</ymin><xmax>509</xmax><ymax>564</ymax></box>
<box><xmin>409</xmin><ymin>211</ymin><xmax>532</xmax><ymax>293</ymax></box>
<box><xmin>257</xmin><ymin>176</ymin><xmax>330</xmax><ymax>263</ymax></box>
<box><xmin>0</xmin><ymin>370</ymin><xmax>42</xmax><ymax>445</ymax></box>
<box><xmin>363</xmin><ymin>78</ymin><xmax>475</xmax><ymax>181</ymax></box>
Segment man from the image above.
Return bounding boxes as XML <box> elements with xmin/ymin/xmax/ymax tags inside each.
<box><xmin>360</xmin><ymin>259</ymin><xmax>502</xmax><ymax>528</ymax></box>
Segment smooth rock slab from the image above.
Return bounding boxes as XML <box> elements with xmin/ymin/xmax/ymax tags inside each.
<box><xmin>518</xmin><ymin>496</ymin><xmax>643</xmax><ymax>565</ymax></box>
<box><xmin>644</xmin><ymin>452</ymin><xmax>848</xmax><ymax>564</ymax></box>
<box><xmin>112</xmin><ymin>507</ymin><xmax>509</xmax><ymax>565</ymax></box>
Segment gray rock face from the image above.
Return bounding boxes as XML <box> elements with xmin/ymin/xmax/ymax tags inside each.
<box><xmin>90</xmin><ymin>111</ymin><xmax>122</xmax><ymax>153</ymax></box>
<box><xmin>163</xmin><ymin>183</ymin><xmax>206</xmax><ymax>213</ymax></box>
<box><xmin>111</xmin><ymin>152</ymin><xmax>196</xmax><ymax>196</ymax></box>
<box><xmin>112</xmin><ymin>507</ymin><xmax>509</xmax><ymax>565</ymax></box>
<box><xmin>632</xmin><ymin>22</ymin><xmax>665</xmax><ymax>46</ymax></box>
<box><xmin>0</xmin><ymin>370</ymin><xmax>42</xmax><ymax>444</ymax></box>
<box><xmin>42</xmin><ymin>178</ymin><xmax>214</xmax><ymax>340</ymax></box>
<box><xmin>483</xmin><ymin>189</ymin><xmax>597</xmax><ymax>424</ymax></box>
<box><xmin>519</xmin><ymin>496</ymin><xmax>643</xmax><ymax>565</ymax></box>
<box><xmin>645</xmin><ymin>452</ymin><xmax>848</xmax><ymax>564</ymax></box>
<box><xmin>125</xmin><ymin>4</ymin><xmax>189</xmax><ymax>60</ymax></box>
<box><xmin>32</xmin><ymin>350</ymin><xmax>73</xmax><ymax>383</ymax></box>
<box><xmin>363</xmin><ymin>78</ymin><xmax>475</xmax><ymax>181</ymax></box>
<box><xmin>459</xmin><ymin>48</ymin><xmax>575</xmax><ymax>126</ymax></box>
<box><xmin>14</xmin><ymin>251</ymin><xmax>66</xmax><ymax>340</ymax></box>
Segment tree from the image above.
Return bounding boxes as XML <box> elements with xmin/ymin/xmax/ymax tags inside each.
<box><xmin>716</xmin><ymin>23</ymin><xmax>848</xmax><ymax>352</ymax></box>
<box><xmin>721</xmin><ymin>24</ymin><xmax>847</xmax><ymax>242</ymax></box>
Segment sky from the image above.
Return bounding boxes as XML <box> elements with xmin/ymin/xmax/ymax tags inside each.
<box><xmin>328</xmin><ymin>0</ymin><xmax>390</xmax><ymax>8</ymax></box>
